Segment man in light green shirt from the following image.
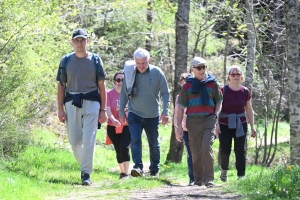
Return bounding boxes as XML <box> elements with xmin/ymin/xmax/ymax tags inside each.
<box><xmin>119</xmin><ymin>48</ymin><xmax>170</xmax><ymax>178</ymax></box>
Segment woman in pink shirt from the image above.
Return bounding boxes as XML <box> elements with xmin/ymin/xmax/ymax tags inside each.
<box><xmin>107</xmin><ymin>70</ymin><xmax>131</xmax><ymax>179</ymax></box>
<box><xmin>174</xmin><ymin>73</ymin><xmax>195</xmax><ymax>185</ymax></box>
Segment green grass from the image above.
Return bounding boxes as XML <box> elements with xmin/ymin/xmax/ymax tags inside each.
<box><xmin>225</xmin><ymin>164</ymin><xmax>300</xmax><ymax>200</ymax></box>
<box><xmin>256</xmin><ymin>121</ymin><xmax>289</xmax><ymax>140</ymax></box>
<box><xmin>0</xmin><ymin>122</ymin><xmax>295</xmax><ymax>199</ymax></box>
<box><xmin>1</xmin><ymin>125</ymin><xmax>189</xmax><ymax>199</ymax></box>
<box><xmin>0</xmin><ymin>168</ymin><xmax>70</xmax><ymax>200</ymax></box>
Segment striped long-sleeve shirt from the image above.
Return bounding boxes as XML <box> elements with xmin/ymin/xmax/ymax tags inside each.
<box><xmin>178</xmin><ymin>74</ymin><xmax>223</xmax><ymax>116</ymax></box>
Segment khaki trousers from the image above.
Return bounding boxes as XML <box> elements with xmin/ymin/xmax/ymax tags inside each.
<box><xmin>186</xmin><ymin>114</ymin><xmax>216</xmax><ymax>182</ymax></box>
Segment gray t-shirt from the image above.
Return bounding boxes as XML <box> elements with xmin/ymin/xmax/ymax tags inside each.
<box><xmin>56</xmin><ymin>52</ymin><xmax>106</xmax><ymax>93</ymax></box>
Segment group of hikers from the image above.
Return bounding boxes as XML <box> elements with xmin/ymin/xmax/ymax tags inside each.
<box><xmin>56</xmin><ymin>28</ymin><xmax>257</xmax><ymax>187</ymax></box>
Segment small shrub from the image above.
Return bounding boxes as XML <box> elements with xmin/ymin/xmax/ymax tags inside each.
<box><xmin>229</xmin><ymin>165</ymin><xmax>300</xmax><ymax>200</ymax></box>
<box><xmin>0</xmin><ymin>122</ymin><xmax>31</xmax><ymax>159</ymax></box>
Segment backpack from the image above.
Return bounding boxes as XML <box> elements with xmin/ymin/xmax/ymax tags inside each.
<box><xmin>223</xmin><ymin>85</ymin><xmax>249</xmax><ymax>104</ymax></box>
<box><xmin>59</xmin><ymin>52</ymin><xmax>103</xmax><ymax>85</ymax></box>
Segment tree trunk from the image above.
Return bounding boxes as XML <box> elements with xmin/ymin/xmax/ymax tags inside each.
<box><xmin>223</xmin><ymin>0</ymin><xmax>234</xmax><ymax>85</ymax></box>
<box><xmin>285</xmin><ymin>0</ymin><xmax>300</xmax><ymax>164</ymax></box>
<box><xmin>166</xmin><ymin>0</ymin><xmax>190</xmax><ymax>163</ymax></box>
<box><xmin>146</xmin><ymin>0</ymin><xmax>153</xmax><ymax>52</ymax></box>
<box><xmin>245</xmin><ymin>0</ymin><xmax>255</xmax><ymax>90</ymax></box>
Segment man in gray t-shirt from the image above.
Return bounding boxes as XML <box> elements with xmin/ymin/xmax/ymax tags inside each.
<box><xmin>56</xmin><ymin>28</ymin><xmax>107</xmax><ymax>186</ymax></box>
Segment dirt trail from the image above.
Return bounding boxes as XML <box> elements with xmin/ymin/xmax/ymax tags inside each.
<box><xmin>128</xmin><ymin>163</ymin><xmax>240</xmax><ymax>200</ymax></box>
<box><xmin>248</xmin><ymin>136</ymin><xmax>290</xmax><ymax>147</ymax></box>
<box><xmin>130</xmin><ymin>184</ymin><xmax>241</xmax><ymax>200</ymax></box>
<box><xmin>54</xmin><ymin>163</ymin><xmax>241</xmax><ymax>200</ymax></box>
<box><xmin>130</xmin><ymin>137</ymin><xmax>290</xmax><ymax>200</ymax></box>
<box><xmin>55</xmin><ymin>180</ymin><xmax>241</xmax><ymax>200</ymax></box>
<box><xmin>55</xmin><ymin>138</ymin><xmax>291</xmax><ymax>200</ymax></box>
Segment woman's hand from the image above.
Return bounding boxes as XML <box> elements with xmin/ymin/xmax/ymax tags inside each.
<box><xmin>112</xmin><ymin>119</ymin><xmax>121</xmax><ymax>127</ymax></box>
<box><xmin>251</xmin><ymin>127</ymin><xmax>257</xmax><ymax>138</ymax></box>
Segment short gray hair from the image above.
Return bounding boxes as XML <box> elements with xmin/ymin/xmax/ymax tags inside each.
<box><xmin>133</xmin><ymin>48</ymin><xmax>150</xmax><ymax>60</ymax></box>
<box><xmin>191</xmin><ymin>57</ymin><xmax>206</xmax><ymax>68</ymax></box>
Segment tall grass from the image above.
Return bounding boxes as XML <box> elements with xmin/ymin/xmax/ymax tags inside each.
<box><xmin>1</xmin><ymin>125</ymin><xmax>191</xmax><ymax>199</ymax></box>
<box><xmin>1</xmin><ymin>122</ymin><xmax>296</xmax><ymax>199</ymax></box>
<box><xmin>227</xmin><ymin>165</ymin><xmax>300</xmax><ymax>199</ymax></box>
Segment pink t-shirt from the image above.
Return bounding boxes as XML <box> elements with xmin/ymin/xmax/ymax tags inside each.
<box><xmin>107</xmin><ymin>88</ymin><xmax>121</xmax><ymax>125</ymax></box>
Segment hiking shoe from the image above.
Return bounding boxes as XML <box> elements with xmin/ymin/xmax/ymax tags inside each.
<box><xmin>205</xmin><ymin>180</ymin><xmax>215</xmax><ymax>188</ymax></box>
<box><xmin>119</xmin><ymin>173</ymin><xmax>129</xmax><ymax>179</ymax></box>
<box><xmin>220</xmin><ymin>170</ymin><xmax>228</xmax><ymax>182</ymax></box>
<box><xmin>188</xmin><ymin>180</ymin><xmax>195</xmax><ymax>186</ymax></box>
<box><xmin>131</xmin><ymin>168</ymin><xmax>144</xmax><ymax>177</ymax></box>
<box><xmin>81</xmin><ymin>172</ymin><xmax>92</xmax><ymax>186</ymax></box>
<box><xmin>150</xmin><ymin>171</ymin><xmax>159</xmax><ymax>178</ymax></box>
<box><xmin>238</xmin><ymin>176</ymin><xmax>245</xmax><ymax>180</ymax></box>
<box><xmin>194</xmin><ymin>180</ymin><xmax>203</xmax><ymax>186</ymax></box>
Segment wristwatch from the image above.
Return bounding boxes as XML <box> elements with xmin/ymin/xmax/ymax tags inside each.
<box><xmin>213</xmin><ymin>113</ymin><xmax>218</xmax><ymax>119</ymax></box>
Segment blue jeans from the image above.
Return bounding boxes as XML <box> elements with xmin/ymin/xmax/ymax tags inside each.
<box><xmin>183</xmin><ymin>131</ymin><xmax>195</xmax><ymax>182</ymax></box>
<box><xmin>127</xmin><ymin>112</ymin><xmax>160</xmax><ymax>172</ymax></box>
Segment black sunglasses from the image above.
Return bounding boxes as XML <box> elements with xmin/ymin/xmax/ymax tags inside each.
<box><xmin>116</xmin><ymin>78</ymin><xmax>123</xmax><ymax>83</ymax></box>
<box><xmin>193</xmin><ymin>65</ymin><xmax>206</xmax><ymax>71</ymax></box>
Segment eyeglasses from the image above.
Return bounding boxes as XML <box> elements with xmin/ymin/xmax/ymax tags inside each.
<box><xmin>230</xmin><ymin>73</ymin><xmax>242</xmax><ymax>77</ymax></box>
<box><xmin>193</xmin><ymin>65</ymin><xmax>206</xmax><ymax>71</ymax></box>
<box><xmin>73</xmin><ymin>39</ymin><xmax>87</xmax><ymax>44</ymax></box>
<box><xmin>116</xmin><ymin>78</ymin><xmax>123</xmax><ymax>83</ymax></box>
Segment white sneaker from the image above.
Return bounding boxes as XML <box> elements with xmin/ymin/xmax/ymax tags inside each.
<box><xmin>205</xmin><ymin>180</ymin><xmax>215</xmax><ymax>188</ymax></box>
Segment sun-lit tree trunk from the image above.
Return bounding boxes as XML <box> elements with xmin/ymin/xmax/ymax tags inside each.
<box><xmin>285</xmin><ymin>0</ymin><xmax>300</xmax><ymax>164</ymax></box>
<box><xmin>166</xmin><ymin>0</ymin><xmax>190</xmax><ymax>163</ymax></box>
<box><xmin>264</xmin><ymin>0</ymin><xmax>284</xmax><ymax>167</ymax></box>
<box><xmin>245</xmin><ymin>0</ymin><xmax>255</xmax><ymax>90</ymax></box>
<box><xmin>223</xmin><ymin>0</ymin><xmax>234</xmax><ymax>85</ymax></box>
<box><xmin>146</xmin><ymin>0</ymin><xmax>153</xmax><ymax>52</ymax></box>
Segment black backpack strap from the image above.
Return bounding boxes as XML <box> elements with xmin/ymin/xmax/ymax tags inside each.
<box><xmin>223</xmin><ymin>85</ymin><xmax>228</xmax><ymax>99</ymax></box>
<box><xmin>244</xmin><ymin>86</ymin><xmax>249</xmax><ymax>102</ymax></box>
<box><xmin>93</xmin><ymin>53</ymin><xmax>105</xmax><ymax>85</ymax></box>
<box><xmin>59</xmin><ymin>52</ymin><xmax>74</xmax><ymax>84</ymax></box>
